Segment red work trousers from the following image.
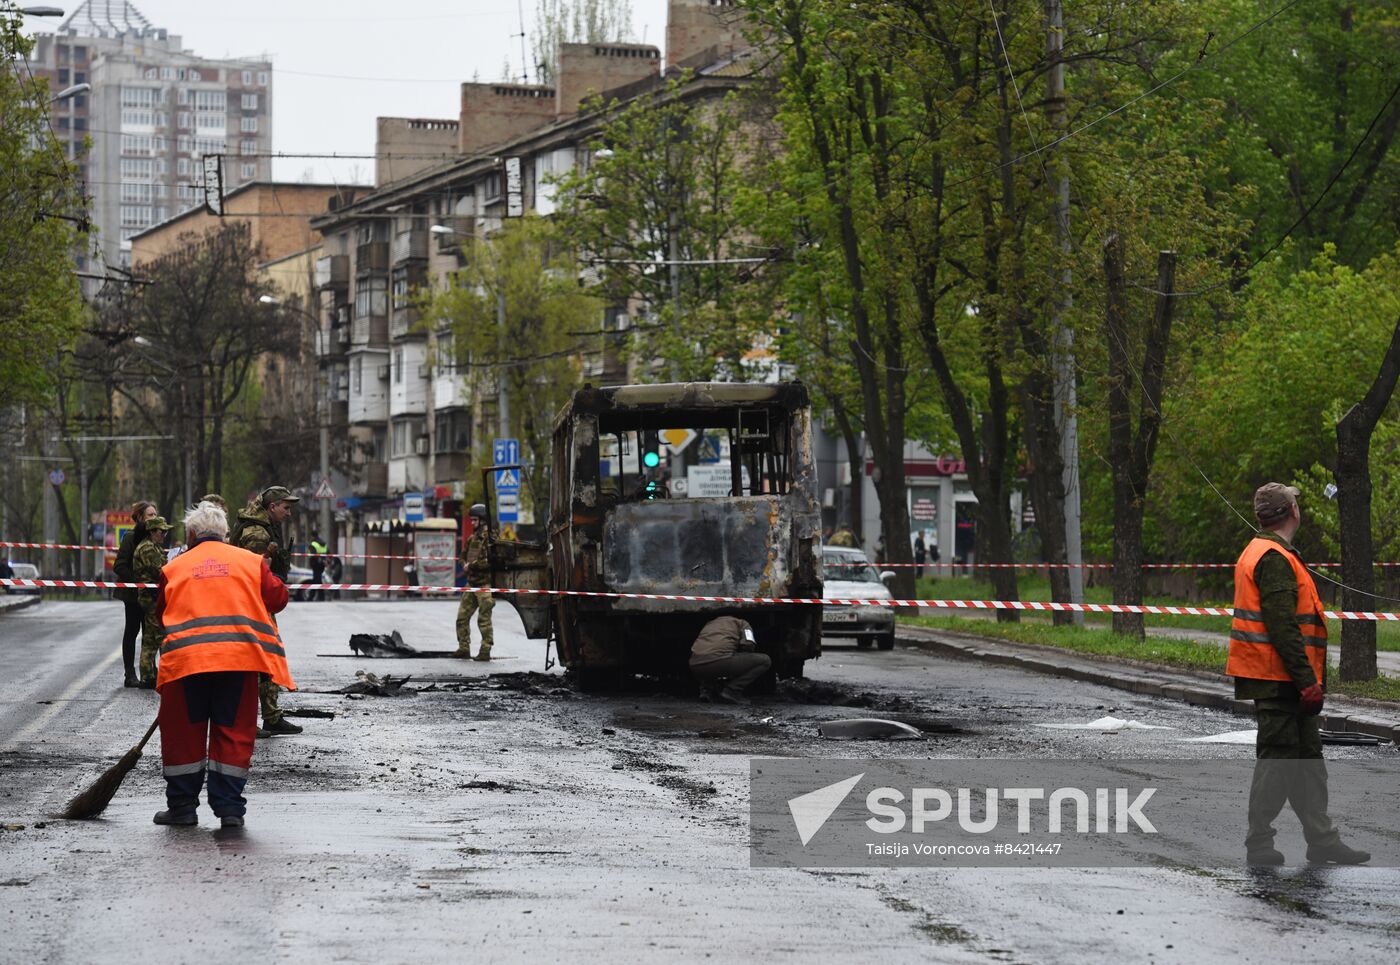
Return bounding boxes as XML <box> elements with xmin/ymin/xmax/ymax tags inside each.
<box><xmin>158</xmin><ymin>671</ymin><xmax>258</xmax><ymax>818</ymax></box>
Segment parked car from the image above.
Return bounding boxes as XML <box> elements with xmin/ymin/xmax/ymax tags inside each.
<box><xmin>6</xmin><ymin>562</ymin><xmax>41</xmax><ymax>594</ymax></box>
<box><xmin>287</xmin><ymin>563</ymin><xmax>313</xmax><ymax>601</ymax></box>
<box><xmin>821</xmin><ymin>546</ymin><xmax>897</xmax><ymax>650</ymax></box>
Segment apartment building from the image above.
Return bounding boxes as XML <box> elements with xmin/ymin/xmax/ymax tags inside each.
<box><xmin>309</xmin><ymin>1</ymin><xmax>751</xmax><ymax>545</ymax></box>
<box><xmin>29</xmin><ymin>0</ymin><xmax>273</xmax><ymax>275</ymax></box>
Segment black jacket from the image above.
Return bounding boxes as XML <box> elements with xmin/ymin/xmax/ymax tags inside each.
<box><xmin>112</xmin><ymin>521</ymin><xmax>149</xmax><ymax>601</ymax></box>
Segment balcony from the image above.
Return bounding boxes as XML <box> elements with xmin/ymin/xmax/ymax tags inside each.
<box><xmin>315</xmin><ymin>254</ymin><xmax>348</xmax><ymax>289</ymax></box>
<box><xmin>350</xmin><ymin>314</ymin><xmax>389</xmax><ymax>347</ymax></box>
<box><xmin>392</xmin><ymin>229</ymin><xmax>428</xmax><ymax>264</ymax></box>
<box><xmin>352</xmin><ymin>461</ymin><xmax>388</xmax><ymax>498</ymax></box>
<box><xmin>390</xmin><ymin>304</ymin><xmax>422</xmax><ymax>340</ymax></box>
<box><xmin>433</xmin><ymin>451</ymin><xmax>468</xmax><ymax>484</ymax></box>
<box><xmin>355</xmin><ymin>241</ymin><xmax>388</xmax><ymax>276</ymax></box>
<box><xmin>314</xmin><ymin>328</ymin><xmax>347</xmax><ymax>358</ymax></box>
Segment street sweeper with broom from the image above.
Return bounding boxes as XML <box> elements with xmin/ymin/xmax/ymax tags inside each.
<box><xmin>62</xmin><ymin>499</ymin><xmax>293</xmax><ymax>824</ymax></box>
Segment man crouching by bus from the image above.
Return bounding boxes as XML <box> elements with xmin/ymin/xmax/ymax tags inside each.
<box><xmin>153</xmin><ymin>500</ymin><xmax>293</xmax><ymax>829</ymax></box>
<box><xmin>690</xmin><ymin>616</ymin><xmax>770</xmax><ymax>705</ymax></box>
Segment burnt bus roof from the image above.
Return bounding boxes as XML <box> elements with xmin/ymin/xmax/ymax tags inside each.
<box><xmin>557</xmin><ymin>381</ymin><xmax>810</xmax><ymax>430</ymax></box>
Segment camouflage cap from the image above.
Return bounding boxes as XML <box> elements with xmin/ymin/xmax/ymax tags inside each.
<box><xmin>1254</xmin><ymin>482</ymin><xmax>1299</xmax><ymax>525</ymax></box>
<box><xmin>145</xmin><ymin>515</ymin><xmax>174</xmax><ymax>532</ymax></box>
<box><xmin>260</xmin><ymin>485</ymin><xmax>301</xmax><ymax>505</ymax></box>
<box><xmin>200</xmin><ymin>492</ymin><xmax>227</xmax><ymax>509</ymax></box>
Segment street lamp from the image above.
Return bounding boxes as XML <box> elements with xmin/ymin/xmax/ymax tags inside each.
<box><xmin>19</xmin><ymin>7</ymin><xmax>66</xmax><ymax>15</ymax></box>
<box><xmin>51</xmin><ymin>82</ymin><xmax>89</xmax><ymax>102</ymax></box>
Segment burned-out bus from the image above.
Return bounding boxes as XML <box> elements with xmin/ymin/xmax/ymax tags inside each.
<box><xmin>483</xmin><ymin>381</ymin><xmax>824</xmax><ymax>688</ymax></box>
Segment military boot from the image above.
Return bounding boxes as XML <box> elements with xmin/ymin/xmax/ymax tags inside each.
<box><xmin>1306</xmin><ymin>842</ymin><xmax>1370</xmax><ymax>864</ymax></box>
<box><xmin>264</xmin><ymin>718</ymin><xmax>303</xmax><ymax>736</ymax></box>
<box><xmin>1246</xmin><ymin>847</ymin><xmax>1285</xmax><ymax>866</ymax></box>
<box><xmin>153</xmin><ymin>809</ymin><xmax>197</xmax><ymax>826</ymax></box>
<box><xmin>455</xmin><ymin>647</ymin><xmax>474</xmax><ymax>659</ymax></box>
<box><xmin>472</xmin><ymin>648</ymin><xmax>492</xmax><ymax>662</ymax></box>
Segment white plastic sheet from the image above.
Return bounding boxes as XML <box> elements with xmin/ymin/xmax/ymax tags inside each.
<box><xmin>1035</xmin><ymin>715</ymin><xmax>1173</xmax><ymax>731</ymax></box>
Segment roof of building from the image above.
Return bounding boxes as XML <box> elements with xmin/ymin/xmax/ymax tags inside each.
<box><xmin>57</xmin><ymin>1</ymin><xmax>155</xmax><ymax>38</ymax></box>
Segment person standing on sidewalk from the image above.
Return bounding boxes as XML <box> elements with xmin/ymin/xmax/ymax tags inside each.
<box><xmin>153</xmin><ymin>500</ymin><xmax>292</xmax><ymax>828</ymax></box>
<box><xmin>455</xmin><ymin>504</ymin><xmax>494</xmax><ymax>661</ymax></box>
<box><xmin>1229</xmin><ymin>482</ymin><xmax>1369</xmax><ymax>866</ymax></box>
<box><xmin>232</xmin><ymin>486</ymin><xmax>303</xmax><ymax>736</ymax></box>
<box><xmin>113</xmin><ymin>501</ymin><xmax>157</xmax><ymax>687</ymax></box>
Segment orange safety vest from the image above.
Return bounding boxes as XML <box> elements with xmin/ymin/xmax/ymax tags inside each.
<box><xmin>156</xmin><ymin>540</ymin><xmax>295</xmax><ymax>692</ymax></box>
<box><xmin>1227</xmin><ymin>536</ymin><xmax>1326</xmax><ymax>684</ymax></box>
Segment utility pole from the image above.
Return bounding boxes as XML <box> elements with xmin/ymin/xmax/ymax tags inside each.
<box><xmin>1047</xmin><ymin>0</ymin><xmax>1084</xmax><ymax>621</ymax></box>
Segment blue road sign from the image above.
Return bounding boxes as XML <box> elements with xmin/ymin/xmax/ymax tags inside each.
<box><xmin>493</xmin><ymin>438</ymin><xmax>519</xmax><ymax>466</ymax></box>
<box><xmin>697</xmin><ymin>433</ymin><xmax>722</xmax><ymax>465</ymax></box>
<box><xmin>494</xmin><ymin>467</ymin><xmax>520</xmax><ymax>490</ymax></box>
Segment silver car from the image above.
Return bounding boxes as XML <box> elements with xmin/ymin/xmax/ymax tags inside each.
<box><xmin>821</xmin><ymin>546</ymin><xmax>897</xmax><ymax>650</ymax></box>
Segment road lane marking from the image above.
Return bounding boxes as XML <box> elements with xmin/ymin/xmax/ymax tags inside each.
<box><xmin>5</xmin><ymin>647</ymin><xmax>121</xmax><ymax>749</ymax></box>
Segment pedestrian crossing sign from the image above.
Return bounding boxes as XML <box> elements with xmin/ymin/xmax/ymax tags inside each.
<box><xmin>495</xmin><ymin>468</ymin><xmax>520</xmax><ymax>489</ymax></box>
<box><xmin>314</xmin><ymin>476</ymin><xmax>336</xmax><ymax>500</ymax></box>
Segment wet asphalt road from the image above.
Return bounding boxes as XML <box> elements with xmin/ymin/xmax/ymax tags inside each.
<box><xmin>2</xmin><ymin>599</ymin><xmax>1399</xmax><ymax>964</ymax></box>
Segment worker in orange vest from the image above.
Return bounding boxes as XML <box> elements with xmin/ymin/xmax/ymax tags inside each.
<box><xmin>1228</xmin><ymin>483</ymin><xmax>1368</xmax><ymax>866</ymax></box>
<box><xmin>152</xmin><ymin>500</ymin><xmax>293</xmax><ymax>829</ymax></box>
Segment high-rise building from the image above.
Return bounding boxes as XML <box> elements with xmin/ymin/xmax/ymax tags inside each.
<box><xmin>28</xmin><ymin>1</ymin><xmax>273</xmax><ymax>274</ymax></box>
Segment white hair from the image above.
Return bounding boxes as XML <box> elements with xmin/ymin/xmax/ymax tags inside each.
<box><xmin>184</xmin><ymin>500</ymin><xmax>229</xmax><ymax>541</ymax></box>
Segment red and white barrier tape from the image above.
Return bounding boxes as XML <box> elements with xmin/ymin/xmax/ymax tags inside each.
<box><xmin>5</xmin><ymin>578</ymin><xmax>1400</xmax><ymax>622</ymax></box>
<box><xmin>7</xmin><ymin>539</ymin><xmax>1400</xmax><ymax>570</ymax></box>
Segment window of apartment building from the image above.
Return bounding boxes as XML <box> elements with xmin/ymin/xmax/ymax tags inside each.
<box><xmin>371</xmin><ymin>427</ymin><xmax>387</xmax><ymax>462</ymax></box>
<box><xmin>195</xmin><ymin>112</ymin><xmax>226</xmax><ymax>132</ymax></box>
<box><xmin>241</xmin><ymin>93</ymin><xmax>258</xmax><ymax>110</ymax></box>
<box><xmin>74</xmin><ymin>46</ymin><xmax>87</xmax><ymax>62</ymax></box>
<box><xmin>160</xmin><ymin>66</ymin><xmax>174</xmax><ymax>80</ymax></box>
<box><xmin>57</xmin><ymin>117</ymin><xmax>69</xmax><ymax>130</ymax></box>
<box><xmin>240</xmin><ymin>116</ymin><xmax>258</xmax><ymax>133</ymax></box>
<box><xmin>177</xmin><ymin>68</ymin><xmax>186</xmax><ymax>81</ymax></box>
<box><xmin>58</xmin><ymin>68</ymin><xmax>69</xmax><ymax>84</ymax></box>
<box><xmin>120</xmin><ymin>182</ymin><xmax>152</xmax><ymax>203</ymax></box>
<box><xmin>242</xmin><ymin>70</ymin><xmax>252</xmax><ymax>85</ymax></box>
<box><xmin>120</xmin><ymin>205</ymin><xmax>152</xmax><ymax>228</ymax></box>
<box><xmin>481</xmin><ymin>172</ymin><xmax>502</xmax><ymax>203</ymax></box>
<box><xmin>121</xmin><ymin>87</ymin><xmax>156</xmax><ymax>108</ymax></box>
<box><xmin>436</xmin><ymin>412</ymin><xmax>470</xmax><ymax>453</ymax></box>
<box><xmin>120</xmin><ymin>135</ymin><xmax>154</xmax><ymax>155</ymax></box>
<box><xmin>120</xmin><ymin>158</ymin><xmax>153</xmax><ymax>179</ymax></box>
<box><xmin>258</xmin><ymin>71</ymin><xmax>269</xmax><ymax>86</ymax></box>
<box><xmin>154</xmin><ymin>181</ymin><xmax>167</xmax><ymax>198</ymax></box>
<box><xmin>391</xmin><ymin>267</ymin><xmax>413</xmax><ymax>311</ymax></box>
<box><xmin>240</xmin><ymin>162</ymin><xmax>256</xmax><ymax>180</ymax></box>
<box><xmin>392</xmin><ymin>348</ymin><xmax>404</xmax><ymax>385</ymax></box>
<box><xmin>177</xmin><ymin>157</ymin><xmax>189</xmax><ymax>175</ymax></box>
<box><xmin>356</xmin><ymin>221</ymin><xmax>388</xmax><ymax>245</ymax></box>
<box><xmin>352</xmin><ymin>357</ymin><xmax>363</xmax><ymax>395</ymax></box>
<box><xmin>391</xmin><ymin>419</ymin><xmax>425</xmax><ymax>457</ymax></box>
<box><xmin>155</xmin><ymin>206</ymin><xmax>167</xmax><ymax>222</ymax></box>
<box><xmin>153</xmin><ymin>159</ymin><xmax>167</xmax><ymax>176</ymax></box>
<box><xmin>121</xmin><ymin>109</ymin><xmax>155</xmax><ymax>128</ymax></box>
<box><xmin>177</xmin><ymin>135</ymin><xmax>192</xmax><ymax>152</ymax></box>
<box><xmin>189</xmin><ymin>69</ymin><xmax>201</xmax><ymax>82</ymax></box>
<box><xmin>240</xmin><ymin>139</ymin><xmax>257</xmax><ymax>156</ymax></box>
<box><xmin>156</xmin><ymin>111</ymin><xmax>168</xmax><ymax>128</ymax></box>
<box><xmin>74</xmin><ymin>71</ymin><xmax>85</xmax><ymax>84</ymax></box>
<box><xmin>74</xmin><ymin>118</ymin><xmax>86</xmax><ymax>131</ymax></box>
<box><xmin>177</xmin><ymin>88</ymin><xmax>189</xmax><ymax>105</ymax></box>
<box><xmin>73</xmin><ymin>95</ymin><xmax>86</xmax><ymax>108</ymax></box>
<box><xmin>354</xmin><ymin>277</ymin><xmax>387</xmax><ymax>318</ymax></box>
<box><xmin>177</xmin><ymin>182</ymin><xmax>193</xmax><ymax>202</ymax></box>
<box><xmin>177</xmin><ymin>112</ymin><xmax>190</xmax><ymax>129</ymax></box>
<box><xmin>194</xmin><ymin>90</ymin><xmax>226</xmax><ymax>112</ymax></box>
<box><xmin>195</xmin><ymin>137</ymin><xmax>226</xmax><ymax>155</ymax></box>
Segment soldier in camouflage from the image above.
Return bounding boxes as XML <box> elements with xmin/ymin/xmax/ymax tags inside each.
<box><xmin>133</xmin><ymin>516</ymin><xmax>174</xmax><ymax>689</ymax></box>
<box><xmin>232</xmin><ymin>485</ymin><xmax>303</xmax><ymax>736</ymax></box>
<box><xmin>455</xmin><ymin>503</ymin><xmax>494</xmax><ymax>661</ymax></box>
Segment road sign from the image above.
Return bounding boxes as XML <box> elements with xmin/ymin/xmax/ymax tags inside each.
<box><xmin>497</xmin><ymin>492</ymin><xmax>519</xmax><ymax>524</ymax></box>
<box><xmin>403</xmin><ymin>492</ymin><xmax>425</xmax><ymax>523</ymax></box>
<box><xmin>660</xmin><ymin>428</ymin><xmax>698</xmax><ymax>453</ymax></box>
<box><xmin>48</xmin><ymin>468</ymin><xmax>66</xmax><ymax>486</ymax></box>
<box><xmin>314</xmin><ymin>475</ymin><xmax>336</xmax><ymax>500</ymax></box>
<box><xmin>696</xmin><ymin>433</ymin><xmax>722</xmax><ymax>464</ymax></box>
<box><xmin>685</xmin><ymin>464</ymin><xmax>749</xmax><ymax>498</ymax></box>
<box><xmin>493</xmin><ymin>438</ymin><xmax>519</xmax><ymax>466</ymax></box>
<box><xmin>494</xmin><ymin>467</ymin><xmax>520</xmax><ymax>490</ymax></box>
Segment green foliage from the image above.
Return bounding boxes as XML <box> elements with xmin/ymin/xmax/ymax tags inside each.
<box><xmin>423</xmin><ymin>215</ymin><xmax>600</xmax><ymax>521</ymax></box>
<box><xmin>0</xmin><ymin>16</ymin><xmax>85</xmax><ymax>407</ymax></box>
<box><xmin>552</xmin><ymin>77</ymin><xmax>771</xmax><ymax>380</ymax></box>
<box><xmin>1153</xmin><ymin>244</ymin><xmax>1400</xmax><ymax>565</ymax></box>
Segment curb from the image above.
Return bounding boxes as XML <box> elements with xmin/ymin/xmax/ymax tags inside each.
<box><xmin>897</xmin><ymin>626</ymin><xmax>1400</xmax><ymax>743</ymax></box>
<box><xmin>0</xmin><ymin>595</ymin><xmax>42</xmax><ymax>615</ymax></box>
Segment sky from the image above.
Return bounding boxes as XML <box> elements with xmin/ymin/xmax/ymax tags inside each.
<box><xmin>25</xmin><ymin>0</ymin><xmax>672</xmax><ymax>183</ymax></box>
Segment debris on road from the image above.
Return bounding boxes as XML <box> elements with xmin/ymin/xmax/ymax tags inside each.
<box><xmin>283</xmin><ymin>708</ymin><xmax>336</xmax><ymax>719</ymax></box>
<box><xmin>818</xmin><ymin>718</ymin><xmax>923</xmax><ymax>740</ymax></box>
<box><xmin>1184</xmin><ymin>729</ymin><xmax>1258</xmax><ymax>744</ymax></box>
<box><xmin>1036</xmin><ymin>716</ymin><xmax>1172</xmax><ymax>732</ymax></box>
<box><xmin>348</xmin><ymin>630</ymin><xmax>416</xmax><ymax>658</ymax></box>
<box><xmin>334</xmin><ymin>671</ymin><xmax>418</xmax><ymax>697</ymax></box>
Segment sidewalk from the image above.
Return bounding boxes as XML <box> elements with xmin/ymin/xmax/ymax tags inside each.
<box><xmin>0</xmin><ymin>594</ymin><xmax>41</xmax><ymax>615</ymax></box>
<box><xmin>897</xmin><ymin>624</ymin><xmax>1400</xmax><ymax>743</ymax></box>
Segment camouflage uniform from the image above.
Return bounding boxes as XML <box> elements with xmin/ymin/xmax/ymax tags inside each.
<box><xmin>828</xmin><ymin>528</ymin><xmax>857</xmax><ymax>548</ymax></box>
<box><xmin>234</xmin><ymin>500</ymin><xmax>293</xmax><ymax>726</ymax></box>
<box><xmin>455</xmin><ymin>525</ymin><xmax>494</xmax><ymax>660</ymax></box>
<box><xmin>132</xmin><ymin>526</ymin><xmax>170</xmax><ymax>685</ymax></box>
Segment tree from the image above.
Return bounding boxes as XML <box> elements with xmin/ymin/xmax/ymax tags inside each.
<box><xmin>532</xmin><ymin>0</ymin><xmax>634</xmax><ymax>83</ymax></box>
<box><xmin>553</xmin><ymin>75</ymin><xmax>769</xmax><ymax>381</ymax></box>
<box><xmin>424</xmin><ymin>215</ymin><xmax>601</xmax><ymax>521</ymax></box>
<box><xmin>117</xmin><ymin>223</ymin><xmax>299</xmax><ymax>510</ymax></box>
<box><xmin>0</xmin><ymin>13</ymin><xmax>85</xmax><ymax>409</ymax></box>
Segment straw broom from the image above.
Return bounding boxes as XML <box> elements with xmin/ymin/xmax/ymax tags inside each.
<box><xmin>61</xmin><ymin>717</ymin><xmax>159</xmax><ymax>820</ymax></box>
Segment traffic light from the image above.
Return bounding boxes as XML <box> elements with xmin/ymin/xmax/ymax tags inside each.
<box><xmin>641</xmin><ymin>430</ymin><xmax>661</xmax><ymax>469</ymax></box>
